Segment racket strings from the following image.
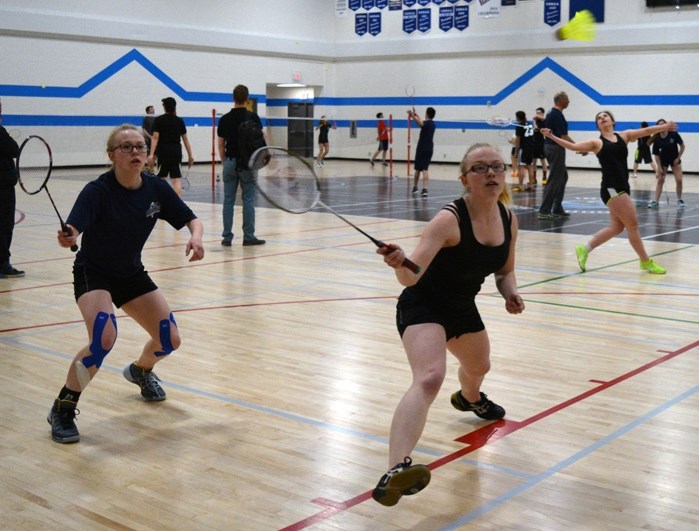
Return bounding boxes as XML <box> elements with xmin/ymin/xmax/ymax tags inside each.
<box><xmin>17</xmin><ymin>137</ymin><xmax>52</xmax><ymax>195</ymax></box>
<box><xmin>252</xmin><ymin>147</ymin><xmax>320</xmax><ymax>214</ymax></box>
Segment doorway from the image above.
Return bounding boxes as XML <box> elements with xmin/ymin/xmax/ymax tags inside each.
<box><xmin>287</xmin><ymin>102</ymin><xmax>314</xmax><ymax>158</ymax></box>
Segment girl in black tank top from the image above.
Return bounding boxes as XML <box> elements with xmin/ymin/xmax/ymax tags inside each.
<box><xmin>541</xmin><ymin>110</ymin><xmax>675</xmax><ymax>275</ymax></box>
<box><xmin>371</xmin><ymin>144</ymin><xmax>525</xmax><ymax>507</ymax></box>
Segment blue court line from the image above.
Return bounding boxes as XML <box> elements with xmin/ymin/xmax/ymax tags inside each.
<box><xmin>439</xmin><ymin>384</ymin><xmax>699</xmax><ymax>530</ymax></box>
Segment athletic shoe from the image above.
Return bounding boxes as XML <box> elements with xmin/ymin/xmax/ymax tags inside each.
<box><xmin>677</xmin><ymin>199</ymin><xmax>685</xmax><ymax>208</ymax></box>
<box><xmin>512</xmin><ymin>186</ymin><xmax>524</xmax><ymax>192</ymax></box>
<box><xmin>537</xmin><ymin>213</ymin><xmax>554</xmax><ymax>220</ymax></box>
<box><xmin>123</xmin><ymin>363</ymin><xmax>166</xmax><ymax>401</ymax></box>
<box><xmin>553</xmin><ymin>210</ymin><xmax>571</xmax><ymax>217</ymax></box>
<box><xmin>640</xmin><ymin>258</ymin><xmax>666</xmax><ymax>275</ymax></box>
<box><xmin>369</xmin><ymin>158</ymin><xmax>375</xmax><ymax>167</ymax></box>
<box><xmin>221</xmin><ymin>239</ymin><xmax>232</xmax><ymax>247</ymax></box>
<box><xmin>631</xmin><ymin>174</ymin><xmax>638</xmax><ymax>179</ymax></box>
<box><xmin>372</xmin><ymin>457</ymin><xmax>431</xmax><ymax>507</ymax></box>
<box><xmin>450</xmin><ymin>391</ymin><xmax>505</xmax><ymax>420</ymax></box>
<box><xmin>0</xmin><ymin>265</ymin><xmax>25</xmax><ymax>278</ymax></box>
<box><xmin>575</xmin><ymin>245</ymin><xmax>588</xmax><ymax>272</ymax></box>
<box><xmin>382</xmin><ymin>162</ymin><xmax>389</xmax><ymax>167</ymax></box>
<box><xmin>47</xmin><ymin>399</ymin><xmax>80</xmax><ymax>443</ymax></box>
<box><xmin>411</xmin><ymin>187</ymin><xmax>419</xmax><ymax>198</ymax></box>
<box><xmin>647</xmin><ymin>200</ymin><xmax>659</xmax><ymax>209</ymax></box>
<box><xmin>316</xmin><ymin>161</ymin><xmax>321</xmax><ymax>168</ymax></box>
<box><xmin>542</xmin><ymin>178</ymin><xmax>548</xmax><ymax>185</ymax></box>
<box><xmin>242</xmin><ymin>238</ymin><xmax>266</xmax><ymax>246</ymax></box>
<box><xmin>420</xmin><ymin>189</ymin><xmax>428</xmax><ymax>198</ymax></box>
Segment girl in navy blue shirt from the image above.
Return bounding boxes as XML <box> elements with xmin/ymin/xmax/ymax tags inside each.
<box><xmin>47</xmin><ymin>124</ymin><xmax>204</xmax><ymax>444</ymax></box>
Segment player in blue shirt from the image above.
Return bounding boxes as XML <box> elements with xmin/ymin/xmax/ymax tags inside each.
<box><xmin>47</xmin><ymin>124</ymin><xmax>205</xmax><ymax>444</ymax></box>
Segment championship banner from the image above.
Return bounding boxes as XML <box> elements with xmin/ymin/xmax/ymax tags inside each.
<box><xmin>403</xmin><ymin>9</ymin><xmax>418</xmax><ymax>33</ymax></box>
<box><xmin>417</xmin><ymin>7</ymin><xmax>432</xmax><ymax>32</ymax></box>
<box><xmin>404</xmin><ymin>0</ymin><xmax>417</xmax><ymax>7</ymax></box>
<box><xmin>477</xmin><ymin>0</ymin><xmax>501</xmax><ymax>18</ymax></box>
<box><xmin>544</xmin><ymin>0</ymin><xmax>561</xmax><ymax>27</ymax></box>
<box><xmin>349</xmin><ymin>0</ymin><xmax>361</xmax><ymax>11</ymax></box>
<box><xmin>362</xmin><ymin>0</ymin><xmax>376</xmax><ymax>10</ymax></box>
<box><xmin>389</xmin><ymin>0</ymin><xmax>402</xmax><ymax>9</ymax></box>
<box><xmin>376</xmin><ymin>0</ymin><xmax>389</xmax><ymax>9</ymax></box>
<box><xmin>439</xmin><ymin>6</ymin><xmax>455</xmax><ymax>31</ymax></box>
<box><xmin>454</xmin><ymin>4</ymin><xmax>470</xmax><ymax>30</ymax></box>
<box><xmin>368</xmin><ymin>12</ymin><xmax>383</xmax><ymax>35</ymax></box>
<box><xmin>355</xmin><ymin>12</ymin><xmax>368</xmax><ymax>35</ymax></box>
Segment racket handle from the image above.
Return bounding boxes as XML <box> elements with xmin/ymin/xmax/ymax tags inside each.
<box><xmin>378</xmin><ymin>242</ymin><xmax>421</xmax><ymax>275</ymax></box>
<box><xmin>401</xmin><ymin>257</ymin><xmax>421</xmax><ymax>275</ymax></box>
<box><xmin>61</xmin><ymin>222</ymin><xmax>78</xmax><ymax>253</ymax></box>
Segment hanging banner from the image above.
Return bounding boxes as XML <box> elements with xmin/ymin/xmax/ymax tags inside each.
<box><xmin>417</xmin><ymin>7</ymin><xmax>432</xmax><ymax>32</ymax></box>
<box><xmin>362</xmin><ymin>0</ymin><xmax>376</xmax><ymax>10</ymax></box>
<box><xmin>404</xmin><ymin>0</ymin><xmax>417</xmax><ymax>7</ymax></box>
<box><xmin>403</xmin><ymin>9</ymin><xmax>417</xmax><ymax>33</ymax></box>
<box><xmin>448</xmin><ymin>0</ymin><xmax>460</xmax><ymax>3</ymax></box>
<box><xmin>376</xmin><ymin>0</ymin><xmax>389</xmax><ymax>9</ymax></box>
<box><xmin>418</xmin><ymin>0</ymin><xmax>431</xmax><ymax>6</ymax></box>
<box><xmin>349</xmin><ymin>0</ymin><xmax>361</xmax><ymax>11</ymax></box>
<box><xmin>477</xmin><ymin>0</ymin><xmax>501</xmax><ymax>18</ymax></box>
<box><xmin>355</xmin><ymin>12</ymin><xmax>368</xmax><ymax>35</ymax></box>
<box><xmin>502</xmin><ymin>0</ymin><xmax>516</xmax><ymax>5</ymax></box>
<box><xmin>389</xmin><ymin>0</ymin><xmax>402</xmax><ymax>9</ymax></box>
<box><xmin>454</xmin><ymin>4</ymin><xmax>470</xmax><ymax>30</ymax></box>
<box><xmin>439</xmin><ymin>6</ymin><xmax>454</xmax><ymax>31</ymax></box>
<box><xmin>544</xmin><ymin>0</ymin><xmax>561</xmax><ymax>27</ymax></box>
<box><xmin>570</xmin><ymin>0</ymin><xmax>604</xmax><ymax>23</ymax></box>
<box><xmin>433</xmin><ymin>0</ymin><xmax>447</xmax><ymax>5</ymax></box>
<box><xmin>368</xmin><ymin>12</ymin><xmax>382</xmax><ymax>34</ymax></box>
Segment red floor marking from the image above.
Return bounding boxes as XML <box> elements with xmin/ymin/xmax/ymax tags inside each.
<box><xmin>280</xmin><ymin>339</ymin><xmax>699</xmax><ymax>531</ymax></box>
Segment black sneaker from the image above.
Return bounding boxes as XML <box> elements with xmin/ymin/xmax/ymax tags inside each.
<box><xmin>0</xmin><ymin>265</ymin><xmax>25</xmax><ymax>278</ymax></box>
<box><xmin>451</xmin><ymin>391</ymin><xmax>505</xmax><ymax>420</ymax></box>
<box><xmin>420</xmin><ymin>189</ymin><xmax>428</xmax><ymax>198</ymax></box>
<box><xmin>242</xmin><ymin>238</ymin><xmax>266</xmax><ymax>246</ymax></box>
<box><xmin>411</xmin><ymin>187</ymin><xmax>419</xmax><ymax>198</ymax></box>
<box><xmin>47</xmin><ymin>399</ymin><xmax>80</xmax><ymax>443</ymax></box>
<box><xmin>123</xmin><ymin>363</ymin><xmax>166</xmax><ymax>401</ymax></box>
<box><xmin>372</xmin><ymin>457</ymin><xmax>431</xmax><ymax>507</ymax></box>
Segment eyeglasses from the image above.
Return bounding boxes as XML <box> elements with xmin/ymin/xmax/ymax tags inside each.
<box><xmin>468</xmin><ymin>162</ymin><xmax>506</xmax><ymax>174</ymax></box>
<box><xmin>114</xmin><ymin>143</ymin><xmax>148</xmax><ymax>153</ymax></box>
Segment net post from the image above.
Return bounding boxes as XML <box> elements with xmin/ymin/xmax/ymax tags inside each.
<box><xmin>389</xmin><ymin>114</ymin><xmax>393</xmax><ymax>178</ymax></box>
<box><xmin>406</xmin><ymin>111</ymin><xmax>412</xmax><ymax>190</ymax></box>
<box><xmin>211</xmin><ymin>108</ymin><xmax>216</xmax><ymax>189</ymax></box>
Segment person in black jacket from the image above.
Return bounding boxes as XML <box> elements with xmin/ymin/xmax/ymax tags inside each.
<box><xmin>0</xmin><ymin>99</ymin><xmax>23</xmax><ymax>278</ymax></box>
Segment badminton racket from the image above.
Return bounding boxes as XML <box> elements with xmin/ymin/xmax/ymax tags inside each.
<box><xmin>405</xmin><ymin>85</ymin><xmax>416</xmax><ymax>114</ymax></box>
<box><xmin>16</xmin><ymin>135</ymin><xmax>77</xmax><ymax>252</ymax></box>
<box><xmin>249</xmin><ymin>146</ymin><xmax>420</xmax><ymax>274</ymax></box>
<box><xmin>182</xmin><ymin>166</ymin><xmax>190</xmax><ymax>191</ymax></box>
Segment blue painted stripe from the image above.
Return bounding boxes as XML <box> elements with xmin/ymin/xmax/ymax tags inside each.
<box><xmin>439</xmin><ymin>384</ymin><xmax>699</xmax><ymax>530</ymax></box>
<box><xmin>0</xmin><ymin>49</ymin><xmax>696</xmax><ymax>109</ymax></box>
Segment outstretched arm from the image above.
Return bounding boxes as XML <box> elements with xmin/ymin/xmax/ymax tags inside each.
<box><xmin>541</xmin><ymin>128</ymin><xmax>599</xmax><ymax>154</ymax></box>
<box><xmin>622</xmin><ymin>121</ymin><xmax>677</xmax><ymax>143</ymax></box>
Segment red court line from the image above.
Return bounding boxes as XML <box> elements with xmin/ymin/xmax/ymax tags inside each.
<box><xmin>279</xmin><ymin>339</ymin><xmax>699</xmax><ymax>531</ymax></box>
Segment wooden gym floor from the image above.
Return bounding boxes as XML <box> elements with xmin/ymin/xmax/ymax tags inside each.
<box><xmin>1</xmin><ymin>160</ymin><xmax>698</xmax><ymax>530</ymax></box>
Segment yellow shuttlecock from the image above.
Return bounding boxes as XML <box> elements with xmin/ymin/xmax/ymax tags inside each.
<box><xmin>557</xmin><ymin>9</ymin><xmax>597</xmax><ymax>42</ymax></box>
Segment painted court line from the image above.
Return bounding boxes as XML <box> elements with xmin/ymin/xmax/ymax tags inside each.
<box><xmin>439</xmin><ymin>384</ymin><xmax>699</xmax><ymax>530</ymax></box>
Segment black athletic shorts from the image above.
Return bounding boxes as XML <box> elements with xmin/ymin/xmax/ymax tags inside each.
<box><xmin>600</xmin><ymin>183</ymin><xmax>630</xmax><ymax>206</ymax></box>
<box><xmin>396</xmin><ymin>291</ymin><xmax>485</xmax><ymax>340</ymax></box>
<box><xmin>73</xmin><ymin>265</ymin><xmax>158</xmax><ymax>308</ymax></box>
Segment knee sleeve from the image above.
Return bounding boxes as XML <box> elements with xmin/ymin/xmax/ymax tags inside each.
<box><xmin>155</xmin><ymin>313</ymin><xmax>178</xmax><ymax>357</ymax></box>
<box><xmin>82</xmin><ymin>312</ymin><xmax>117</xmax><ymax>369</ymax></box>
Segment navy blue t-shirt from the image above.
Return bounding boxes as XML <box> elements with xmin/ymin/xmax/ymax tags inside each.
<box><xmin>544</xmin><ymin>107</ymin><xmax>568</xmax><ymax>145</ymax></box>
<box><xmin>67</xmin><ymin>171</ymin><xmax>196</xmax><ymax>277</ymax></box>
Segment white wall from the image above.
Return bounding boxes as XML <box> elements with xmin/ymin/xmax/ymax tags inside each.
<box><xmin>1</xmin><ymin>1</ymin><xmax>697</xmax><ymax>170</ymax></box>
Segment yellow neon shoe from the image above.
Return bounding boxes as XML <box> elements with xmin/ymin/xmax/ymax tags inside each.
<box><xmin>640</xmin><ymin>258</ymin><xmax>666</xmax><ymax>275</ymax></box>
<box><xmin>575</xmin><ymin>245</ymin><xmax>588</xmax><ymax>272</ymax></box>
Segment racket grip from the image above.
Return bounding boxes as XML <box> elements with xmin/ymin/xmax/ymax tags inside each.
<box><xmin>401</xmin><ymin>257</ymin><xmax>421</xmax><ymax>275</ymax></box>
<box><xmin>379</xmin><ymin>242</ymin><xmax>421</xmax><ymax>275</ymax></box>
<box><xmin>61</xmin><ymin>223</ymin><xmax>78</xmax><ymax>253</ymax></box>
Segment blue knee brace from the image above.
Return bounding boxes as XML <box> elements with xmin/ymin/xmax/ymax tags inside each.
<box><xmin>82</xmin><ymin>312</ymin><xmax>117</xmax><ymax>369</ymax></box>
<box><xmin>155</xmin><ymin>313</ymin><xmax>177</xmax><ymax>357</ymax></box>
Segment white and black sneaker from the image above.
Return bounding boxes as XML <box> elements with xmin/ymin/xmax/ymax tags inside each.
<box><xmin>123</xmin><ymin>363</ymin><xmax>166</xmax><ymax>401</ymax></box>
<box><xmin>372</xmin><ymin>457</ymin><xmax>431</xmax><ymax>506</ymax></box>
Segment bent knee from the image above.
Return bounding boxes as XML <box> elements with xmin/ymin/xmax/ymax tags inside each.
<box><xmin>417</xmin><ymin>368</ymin><xmax>446</xmax><ymax>397</ymax></box>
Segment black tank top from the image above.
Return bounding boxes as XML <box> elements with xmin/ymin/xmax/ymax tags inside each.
<box><xmin>596</xmin><ymin>133</ymin><xmax>629</xmax><ymax>189</ymax></box>
<box><xmin>404</xmin><ymin>197</ymin><xmax>512</xmax><ymax>311</ymax></box>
